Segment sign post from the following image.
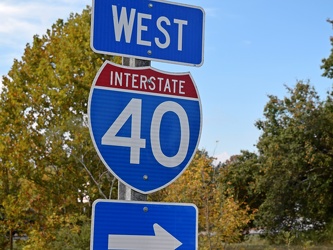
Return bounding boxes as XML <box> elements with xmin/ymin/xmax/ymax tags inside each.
<box><xmin>118</xmin><ymin>57</ymin><xmax>149</xmax><ymax>201</ymax></box>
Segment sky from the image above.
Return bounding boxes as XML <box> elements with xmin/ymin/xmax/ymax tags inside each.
<box><xmin>1</xmin><ymin>0</ymin><xmax>333</xmax><ymax>164</ymax></box>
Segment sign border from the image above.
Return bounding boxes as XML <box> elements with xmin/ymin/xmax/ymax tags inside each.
<box><xmin>90</xmin><ymin>0</ymin><xmax>205</xmax><ymax>67</ymax></box>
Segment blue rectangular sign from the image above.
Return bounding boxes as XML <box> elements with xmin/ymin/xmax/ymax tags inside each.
<box><xmin>91</xmin><ymin>0</ymin><xmax>205</xmax><ymax>66</ymax></box>
<box><xmin>91</xmin><ymin>200</ymin><xmax>198</xmax><ymax>250</ymax></box>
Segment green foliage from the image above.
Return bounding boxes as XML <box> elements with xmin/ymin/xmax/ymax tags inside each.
<box><xmin>255</xmin><ymin>81</ymin><xmax>333</xmax><ymax>241</ymax></box>
<box><xmin>26</xmin><ymin>215</ymin><xmax>91</xmax><ymax>250</ymax></box>
<box><xmin>218</xmin><ymin>151</ymin><xmax>263</xmax><ymax>214</ymax></box>
<box><xmin>321</xmin><ymin>19</ymin><xmax>333</xmax><ymax>79</ymax></box>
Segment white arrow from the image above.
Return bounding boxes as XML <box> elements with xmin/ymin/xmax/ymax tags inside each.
<box><xmin>108</xmin><ymin>223</ymin><xmax>183</xmax><ymax>250</ymax></box>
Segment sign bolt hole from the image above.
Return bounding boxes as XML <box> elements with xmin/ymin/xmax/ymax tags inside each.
<box><xmin>143</xmin><ymin>207</ymin><xmax>149</xmax><ymax>212</ymax></box>
<box><xmin>148</xmin><ymin>3</ymin><xmax>153</xmax><ymax>8</ymax></box>
<box><xmin>147</xmin><ymin>50</ymin><xmax>152</xmax><ymax>55</ymax></box>
<box><xmin>143</xmin><ymin>175</ymin><xmax>148</xmax><ymax>180</ymax></box>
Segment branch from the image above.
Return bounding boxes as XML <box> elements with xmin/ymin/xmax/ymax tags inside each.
<box><xmin>109</xmin><ymin>175</ymin><xmax>117</xmax><ymax>199</ymax></box>
<box><xmin>73</xmin><ymin>154</ymin><xmax>107</xmax><ymax>199</ymax></box>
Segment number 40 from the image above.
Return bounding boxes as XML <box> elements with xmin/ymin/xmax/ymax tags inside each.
<box><xmin>102</xmin><ymin>98</ymin><xmax>190</xmax><ymax>168</ymax></box>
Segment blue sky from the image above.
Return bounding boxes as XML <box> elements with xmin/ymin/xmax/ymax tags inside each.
<box><xmin>1</xmin><ymin>0</ymin><xmax>332</xmax><ymax>163</ymax></box>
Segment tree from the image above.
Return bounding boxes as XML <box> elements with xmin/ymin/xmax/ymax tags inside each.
<box><xmin>153</xmin><ymin>150</ymin><xmax>217</xmax><ymax>238</ymax></box>
<box><xmin>218</xmin><ymin>151</ymin><xmax>263</xmax><ymax>231</ymax></box>
<box><xmin>321</xmin><ymin>19</ymin><xmax>333</xmax><ymax>79</ymax></box>
<box><xmin>152</xmin><ymin>150</ymin><xmax>255</xmax><ymax>249</ymax></box>
<box><xmin>255</xmin><ymin>82</ymin><xmax>333</xmax><ymax>242</ymax></box>
<box><xmin>218</xmin><ymin>151</ymin><xmax>262</xmax><ymax>211</ymax></box>
<box><xmin>0</xmin><ymin>7</ymin><xmax>119</xmax><ymax>249</ymax></box>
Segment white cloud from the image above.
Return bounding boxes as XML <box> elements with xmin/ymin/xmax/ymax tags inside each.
<box><xmin>0</xmin><ymin>0</ymin><xmax>90</xmax><ymax>86</ymax></box>
<box><xmin>0</xmin><ymin>0</ymin><xmax>90</xmax><ymax>47</ymax></box>
<box><xmin>0</xmin><ymin>17</ymin><xmax>37</xmax><ymax>34</ymax></box>
<box><xmin>0</xmin><ymin>2</ymin><xmax>80</xmax><ymax>39</ymax></box>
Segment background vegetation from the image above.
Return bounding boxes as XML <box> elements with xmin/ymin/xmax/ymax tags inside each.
<box><xmin>0</xmin><ymin>7</ymin><xmax>332</xmax><ymax>250</ymax></box>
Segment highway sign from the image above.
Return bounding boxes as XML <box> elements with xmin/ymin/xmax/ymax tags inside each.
<box><xmin>88</xmin><ymin>61</ymin><xmax>202</xmax><ymax>194</ymax></box>
<box><xmin>91</xmin><ymin>200</ymin><xmax>198</xmax><ymax>250</ymax></box>
<box><xmin>91</xmin><ymin>0</ymin><xmax>205</xmax><ymax>66</ymax></box>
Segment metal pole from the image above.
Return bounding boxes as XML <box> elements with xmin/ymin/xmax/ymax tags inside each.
<box><xmin>118</xmin><ymin>57</ymin><xmax>150</xmax><ymax>201</ymax></box>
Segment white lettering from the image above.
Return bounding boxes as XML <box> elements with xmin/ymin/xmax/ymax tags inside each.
<box><xmin>112</xmin><ymin>6</ymin><xmax>136</xmax><ymax>43</ymax></box>
<box><xmin>111</xmin><ymin>7</ymin><xmax>189</xmax><ymax>52</ymax></box>
<box><xmin>109</xmin><ymin>71</ymin><xmax>186</xmax><ymax>95</ymax></box>
<box><xmin>110</xmin><ymin>71</ymin><xmax>123</xmax><ymax>86</ymax></box>
<box><xmin>115</xmin><ymin>71</ymin><xmax>122</xmax><ymax>86</ymax></box>
<box><xmin>155</xmin><ymin>16</ymin><xmax>171</xmax><ymax>49</ymax></box>
<box><xmin>148</xmin><ymin>77</ymin><xmax>156</xmax><ymax>91</ymax></box>
<box><xmin>179</xmin><ymin>80</ymin><xmax>185</xmax><ymax>94</ymax></box>
<box><xmin>172</xmin><ymin>79</ymin><xmax>178</xmax><ymax>93</ymax></box>
<box><xmin>174</xmin><ymin>19</ymin><xmax>188</xmax><ymax>51</ymax></box>
<box><xmin>137</xmin><ymin>13</ymin><xmax>152</xmax><ymax>46</ymax></box>
<box><xmin>140</xmin><ymin>75</ymin><xmax>147</xmax><ymax>89</ymax></box>
<box><xmin>157</xmin><ymin>77</ymin><xmax>164</xmax><ymax>92</ymax></box>
<box><xmin>124</xmin><ymin>73</ymin><xmax>131</xmax><ymax>87</ymax></box>
<box><xmin>164</xmin><ymin>79</ymin><xmax>171</xmax><ymax>93</ymax></box>
<box><xmin>110</xmin><ymin>71</ymin><xmax>114</xmax><ymax>85</ymax></box>
<box><xmin>132</xmin><ymin>74</ymin><xmax>139</xmax><ymax>88</ymax></box>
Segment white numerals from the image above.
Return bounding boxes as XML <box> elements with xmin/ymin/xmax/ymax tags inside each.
<box><xmin>102</xmin><ymin>98</ymin><xmax>190</xmax><ymax>167</ymax></box>
<box><xmin>102</xmin><ymin>98</ymin><xmax>146</xmax><ymax>164</ymax></box>
<box><xmin>151</xmin><ymin>101</ymin><xmax>189</xmax><ymax>167</ymax></box>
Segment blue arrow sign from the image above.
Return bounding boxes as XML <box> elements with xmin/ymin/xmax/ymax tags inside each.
<box><xmin>91</xmin><ymin>200</ymin><xmax>198</xmax><ymax>250</ymax></box>
<box><xmin>88</xmin><ymin>61</ymin><xmax>202</xmax><ymax>194</ymax></box>
<box><xmin>91</xmin><ymin>0</ymin><xmax>205</xmax><ymax>66</ymax></box>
